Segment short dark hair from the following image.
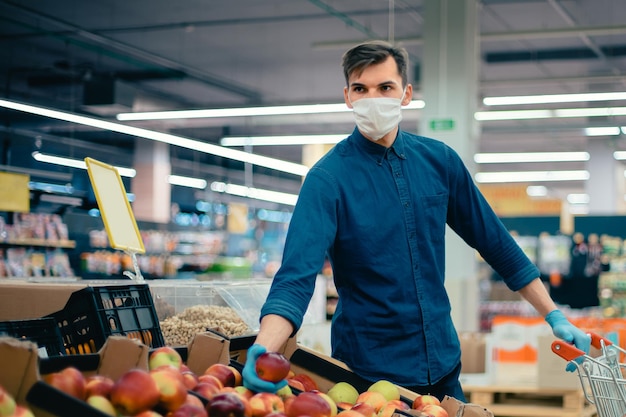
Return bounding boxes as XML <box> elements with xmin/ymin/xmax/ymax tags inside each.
<box><xmin>341</xmin><ymin>40</ymin><xmax>409</xmax><ymax>87</ymax></box>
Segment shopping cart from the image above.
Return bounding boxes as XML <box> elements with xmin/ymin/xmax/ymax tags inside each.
<box><xmin>552</xmin><ymin>332</ymin><xmax>626</xmax><ymax>417</ymax></box>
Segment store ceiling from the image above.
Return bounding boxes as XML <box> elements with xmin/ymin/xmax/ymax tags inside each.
<box><xmin>1</xmin><ymin>0</ymin><xmax>626</xmax><ymax>211</ymax></box>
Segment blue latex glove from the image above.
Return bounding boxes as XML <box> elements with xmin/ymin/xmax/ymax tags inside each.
<box><xmin>243</xmin><ymin>344</ymin><xmax>288</xmax><ymax>393</ymax></box>
<box><xmin>546</xmin><ymin>309</ymin><xmax>591</xmax><ymax>372</ymax></box>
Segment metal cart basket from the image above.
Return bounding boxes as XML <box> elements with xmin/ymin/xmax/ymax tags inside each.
<box><xmin>552</xmin><ymin>332</ymin><xmax>626</xmax><ymax>417</ymax></box>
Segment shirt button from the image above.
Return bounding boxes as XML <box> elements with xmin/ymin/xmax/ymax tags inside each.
<box><xmin>404</xmin><ymin>202</ymin><xmax>410</xmax><ymax>207</ymax></box>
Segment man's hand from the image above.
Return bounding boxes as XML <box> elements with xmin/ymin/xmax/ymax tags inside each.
<box><xmin>545</xmin><ymin>309</ymin><xmax>591</xmax><ymax>372</ymax></box>
<box><xmin>242</xmin><ymin>344</ymin><xmax>288</xmax><ymax>393</ymax></box>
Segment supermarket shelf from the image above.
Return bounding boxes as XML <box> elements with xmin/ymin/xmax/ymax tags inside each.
<box><xmin>1</xmin><ymin>238</ymin><xmax>76</xmax><ymax>249</ymax></box>
<box><xmin>463</xmin><ymin>384</ymin><xmax>596</xmax><ymax>417</ymax></box>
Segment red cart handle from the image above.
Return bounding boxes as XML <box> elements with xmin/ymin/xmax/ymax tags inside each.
<box><xmin>552</xmin><ymin>331</ymin><xmax>613</xmax><ymax>361</ymax></box>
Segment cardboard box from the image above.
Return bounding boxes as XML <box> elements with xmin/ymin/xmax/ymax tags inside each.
<box><xmin>536</xmin><ymin>334</ymin><xmax>582</xmax><ymax>390</ymax></box>
<box><xmin>0</xmin><ymin>335</ymin><xmax>148</xmax><ymax>417</ymax></box>
<box><xmin>0</xmin><ymin>280</ymin><xmax>131</xmax><ymax>321</ymax></box>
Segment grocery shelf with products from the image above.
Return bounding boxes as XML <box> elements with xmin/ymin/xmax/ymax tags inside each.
<box><xmin>0</xmin><ymin>212</ymin><xmax>77</xmax><ymax>279</ymax></box>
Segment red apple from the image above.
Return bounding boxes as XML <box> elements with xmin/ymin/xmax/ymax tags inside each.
<box><xmin>255</xmin><ymin>352</ymin><xmax>291</xmax><ymax>383</ymax></box>
<box><xmin>412</xmin><ymin>394</ymin><xmax>441</xmax><ymax>410</ymax></box>
<box><xmin>151</xmin><ymin>367</ymin><xmax>188</xmax><ymax>412</ymax></box>
<box><xmin>313</xmin><ymin>391</ymin><xmax>338</xmax><ymax>417</ymax></box>
<box><xmin>337</xmin><ymin>411</ymin><xmax>365</xmax><ymax>417</ymax></box>
<box><xmin>86</xmin><ymin>395</ymin><xmax>117</xmax><ymax>416</ymax></box>
<box><xmin>110</xmin><ymin>368</ymin><xmax>160</xmax><ymax>415</ymax></box>
<box><xmin>378</xmin><ymin>400</ymin><xmax>410</xmax><ymax>417</ymax></box>
<box><xmin>85</xmin><ymin>375</ymin><xmax>115</xmax><ymax>398</ymax></box>
<box><xmin>265</xmin><ymin>413</ymin><xmax>289</xmax><ymax>417</ymax></box>
<box><xmin>285</xmin><ymin>391</ymin><xmax>332</xmax><ymax>417</ymax></box>
<box><xmin>149</xmin><ymin>346</ymin><xmax>184</xmax><ymax>371</ymax></box>
<box><xmin>182</xmin><ymin>371</ymin><xmax>200</xmax><ymax>390</ymax></box>
<box><xmin>349</xmin><ymin>402</ymin><xmax>376</xmax><ymax>417</ymax></box>
<box><xmin>133</xmin><ymin>411</ymin><xmax>163</xmax><ymax>417</ymax></box>
<box><xmin>355</xmin><ymin>391</ymin><xmax>386</xmax><ymax>413</ymax></box>
<box><xmin>193</xmin><ymin>381</ymin><xmax>221</xmax><ymax>400</ymax></box>
<box><xmin>421</xmin><ymin>404</ymin><xmax>448</xmax><ymax>417</ymax></box>
<box><xmin>185</xmin><ymin>393</ymin><xmax>206</xmax><ymax>408</ymax></box>
<box><xmin>208</xmin><ymin>392</ymin><xmax>247</xmax><ymax>417</ymax></box>
<box><xmin>43</xmin><ymin>366</ymin><xmax>86</xmax><ymax>400</ymax></box>
<box><xmin>287</xmin><ymin>378</ymin><xmax>305</xmax><ymax>392</ymax></box>
<box><xmin>204</xmin><ymin>363</ymin><xmax>240</xmax><ymax>388</ymax></box>
<box><xmin>0</xmin><ymin>384</ymin><xmax>17</xmax><ymax>416</ymax></box>
<box><xmin>289</xmin><ymin>374</ymin><xmax>319</xmax><ymax>392</ymax></box>
<box><xmin>249</xmin><ymin>392</ymin><xmax>285</xmax><ymax>417</ymax></box>
<box><xmin>170</xmin><ymin>403</ymin><xmax>209</xmax><ymax>417</ymax></box>
<box><xmin>198</xmin><ymin>374</ymin><xmax>224</xmax><ymax>390</ymax></box>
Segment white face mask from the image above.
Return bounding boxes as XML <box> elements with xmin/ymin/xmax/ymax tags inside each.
<box><xmin>350</xmin><ymin>96</ymin><xmax>404</xmax><ymax>141</ymax></box>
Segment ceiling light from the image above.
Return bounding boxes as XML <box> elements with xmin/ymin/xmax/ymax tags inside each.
<box><xmin>585</xmin><ymin>127</ymin><xmax>621</xmax><ymax>136</ymax></box>
<box><xmin>567</xmin><ymin>193</ymin><xmax>590</xmax><ymax>204</ymax></box>
<box><xmin>474</xmin><ymin>152</ymin><xmax>589</xmax><ymax>164</ymax></box>
<box><xmin>168</xmin><ymin>175</ymin><xmax>207</xmax><ymax>189</ymax></box>
<box><xmin>210</xmin><ymin>181</ymin><xmax>298</xmax><ymax>206</ymax></box>
<box><xmin>0</xmin><ymin>98</ymin><xmax>308</xmax><ymax>177</ymax></box>
<box><xmin>117</xmin><ymin>100</ymin><xmax>425</xmax><ymax>121</ymax></box>
<box><xmin>475</xmin><ymin>107</ymin><xmax>626</xmax><ymax>121</ymax></box>
<box><xmin>526</xmin><ymin>186</ymin><xmax>548</xmax><ymax>197</ymax></box>
<box><xmin>32</xmin><ymin>151</ymin><xmax>136</xmax><ymax>178</ymax></box>
<box><xmin>614</xmin><ymin>152</ymin><xmax>626</xmax><ymax>160</ymax></box>
<box><xmin>483</xmin><ymin>92</ymin><xmax>626</xmax><ymax>106</ymax></box>
<box><xmin>221</xmin><ymin>134</ymin><xmax>347</xmax><ymax>147</ymax></box>
<box><xmin>475</xmin><ymin>170</ymin><xmax>590</xmax><ymax>183</ymax></box>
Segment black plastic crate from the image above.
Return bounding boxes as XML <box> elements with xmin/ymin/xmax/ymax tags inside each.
<box><xmin>0</xmin><ymin>317</ymin><xmax>65</xmax><ymax>357</ymax></box>
<box><xmin>47</xmin><ymin>284</ymin><xmax>165</xmax><ymax>354</ymax></box>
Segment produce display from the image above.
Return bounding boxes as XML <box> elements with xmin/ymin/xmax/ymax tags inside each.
<box><xmin>159</xmin><ymin>305</ymin><xmax>252</xmax><ymax>346</ymax></box>
<box><xmin>38</xmin><ymin>346</ymin><xmax>449</xmax><ymax>417</ymax></box>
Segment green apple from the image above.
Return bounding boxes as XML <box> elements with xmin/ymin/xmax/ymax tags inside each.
<box><xmin>326</xmin><ymin>382</ymin><xmax>359</xmax><ymax>406</ymax></box>
<box><xmin>367</xmin><ymin>380</ymin><xmax>400</xmax><ymax>402</ymax></box>
<box><xmin>0</xmin><ymin>385</ymin><xmax>17</xmax><ymax>417</ymax></box>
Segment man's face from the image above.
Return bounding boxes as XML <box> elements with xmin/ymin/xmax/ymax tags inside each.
<box><xmin>343</xmin><ymin>56</ymin><xmax>412</xmax><ymax>107</ymax></box>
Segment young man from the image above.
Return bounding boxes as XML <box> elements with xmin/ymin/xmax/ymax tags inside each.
<box><xmin>242</xmin><ymin>40</ymin><xmax>590</xmax><ymax>401</ymax></box>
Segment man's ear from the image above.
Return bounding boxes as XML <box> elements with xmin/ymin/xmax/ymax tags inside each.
<box><xmin>343</xmin><ymin>87</ymin><xmax>353</xmax><ymax>109</ymax></box>
<box><xmin>401</xmin><ymin>84</ymin><xmax>413</xmax><ymax>106</ymax></box>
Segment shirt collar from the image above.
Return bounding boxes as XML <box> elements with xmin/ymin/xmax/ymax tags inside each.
<box><xmin>350</xmin><ymin>127</ymin><xmax>407</xmax><ymax>164</ymax></box>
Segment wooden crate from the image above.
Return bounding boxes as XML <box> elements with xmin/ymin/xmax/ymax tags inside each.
<box><xmin>463</xmin><ymin>384</ymin><xmax>597</xmax><ymax>417</ymax></box>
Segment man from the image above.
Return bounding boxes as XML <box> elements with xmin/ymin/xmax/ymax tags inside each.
<box><xmin>242</xmin><ymin>40</ymin><xmax>590</xmax><ymax>401</ymax></box>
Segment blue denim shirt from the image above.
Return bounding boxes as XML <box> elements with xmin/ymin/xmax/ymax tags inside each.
<box><xmin>260</xmin><ymin>127</ymin><xmax>539</xmax><ymax>386</ymax></box>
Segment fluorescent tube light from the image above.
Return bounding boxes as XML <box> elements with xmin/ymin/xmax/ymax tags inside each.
<box><xmin>168</xmin><ymin>175</ymin><xmax>207</xmax><ymax>189</ymax></box>
<box><xmin>117</xmin><ymin>100</ymin><xmax>425</xmax><ymax>121</ymax></box>
<box><xmin>210</xmin><ymin>181</ymin><xmax>298</xmax><ymax>206</ymax></box>
<box><xmin>32</xmin><ymin>151</ymin><xmax>136</xmax><ymax>178</ymax></box>
<box><xmin>614</xmin><ymin>152</ymin><xmax>626</xmax><ymax>160</ymax></box>
<box><xmin>475</xmin><ymin>107</ymin><xmax>626</xmax><ymax>121</ymax></box>
<box><xmin>585</xmin><ymin>127</ymin><xmax>621</xmax><ymax>136</ymax></box>
<box><xmin>474</xmin><ymin>152</ymin><xmax>589</xmax><ymax>164</ymax></box>
<box><xmin>0</xmin><ymin>99</ymin><xmax>309</xmax><ymax>177</ymax></box>
<box><xmin>483</xmin><ymin>92</ymin><xmax>626</xmax><ymax>106</ymax></box>
<box><xmin>221</xmin><ymin>134</ymin><xmax>347</xmax><ymax>147</ymax></box>
<box><xmin>475</xmin><ymin>170</ymin><xmax>590</xmax><ymax>183</ymax></box>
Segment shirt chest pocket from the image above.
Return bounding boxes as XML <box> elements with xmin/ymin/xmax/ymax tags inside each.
<box><xmin>417</xmin><ymin>193</ymin><xmax>448</xmax><ymax>243</ymax></box>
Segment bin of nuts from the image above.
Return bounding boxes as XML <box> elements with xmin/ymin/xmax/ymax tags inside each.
<box><xmin>149</xmin><ymin>280</ymin><xmax>271</xmax><ymax>347</ymax></box>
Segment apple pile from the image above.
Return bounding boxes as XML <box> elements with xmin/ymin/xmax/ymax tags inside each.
<box><xmin>39</xmin><ymin>346</ymin><xmax>449</xmax><ymax>417</ymax></box>
<box><xmin>0</xmin><ymin>385</ymin><xmax>35</xmax><ymax>417</ymax></box>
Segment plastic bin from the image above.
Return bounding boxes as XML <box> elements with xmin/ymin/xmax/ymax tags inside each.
<box><xmin>47</xmin><ymin>284</ymin><xmax>165</xmax><ymax>354</ymax></box>
<box><xmin>0</xmin><ymin>317</ymin><xmax>65</xmax><ymax>357</ymax></box>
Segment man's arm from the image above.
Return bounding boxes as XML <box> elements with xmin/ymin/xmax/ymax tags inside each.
<box><xmin>254</xmin><ymin>314</ymin><xmax>295</xmax><ymax>352</ymax></box>
<box><xmin>517</xmin><ymin>277</ymin><xmax>558</xmax><ymax>317</ymax></box>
